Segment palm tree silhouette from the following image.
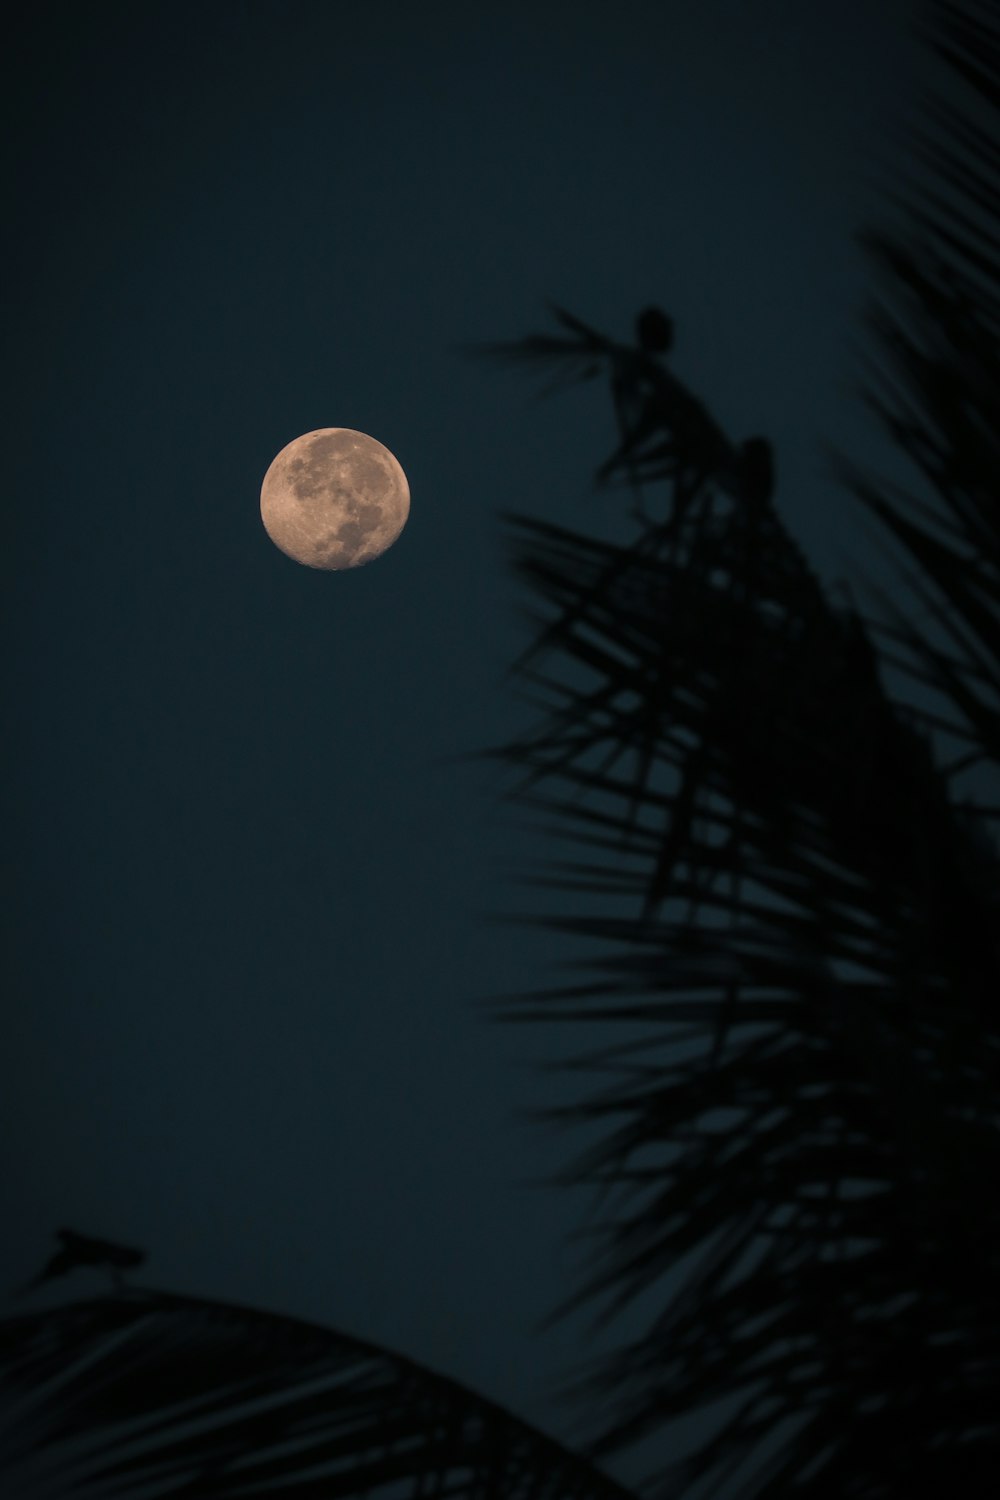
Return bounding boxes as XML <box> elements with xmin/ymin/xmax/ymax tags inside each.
<box><xmin>2</xmin><ymin>1</ymin><xmax>997</xmax><ymax>1494</ymax></box>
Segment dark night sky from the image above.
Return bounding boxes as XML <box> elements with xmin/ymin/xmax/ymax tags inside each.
<box><xmin>5</xmin><ymin>0</ymin><xmax>929</xmax><ymax>1476</ymax></box>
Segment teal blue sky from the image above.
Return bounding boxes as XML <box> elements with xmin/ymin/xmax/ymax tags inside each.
<box><xmin>5</xmin><ymin>0</ymin><xmax>925</xmax><ymax>1474</ymax></box>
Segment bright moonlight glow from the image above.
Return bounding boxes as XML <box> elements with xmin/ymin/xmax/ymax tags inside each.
<box><xmin>260</xmin><ymin>428</ymin><xmax>410</xmax><ymax>570</ymax></box>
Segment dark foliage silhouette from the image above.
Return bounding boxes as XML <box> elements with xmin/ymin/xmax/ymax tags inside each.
<box><xmin>468</xmin><ymin>3</ymin><xmax>1000</xmax><ymax>1493</ymax></box>
<box><xmin>15</xmin><ymin>1228</ymin><xmax>146</xmax><ymax>1298</ymax></box>
<box><xmin>2</xmin><ymin>2</ymin><xmax>997</xmax><ymax>1496</ymax></box>
<box><xmin>0</xmin><ymin>1289</ymin><xmax>637</xmax><ymax>1500</ymax></box>
<box><xmin>635</xmin><ymin>308</ymin><xmax>674</xmax><ymax>355</ymax></box>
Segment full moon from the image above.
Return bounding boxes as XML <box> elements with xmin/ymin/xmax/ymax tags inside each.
<box><xmin>260</xmin><ymin>428</ymin><xmax>410</xmax><ymax>570</ymax></box>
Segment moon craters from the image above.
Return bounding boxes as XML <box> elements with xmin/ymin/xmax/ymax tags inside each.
<box><xmin>260</xmin><ymin>428</ymin><xmax>410</xmax><ymax>570</ymax></box>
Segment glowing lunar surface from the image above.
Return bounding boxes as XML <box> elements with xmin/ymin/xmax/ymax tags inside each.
<box><xmin>260</xmin><ymin>428</ymin><xmax>410</xmax><ymax>570</ymax></box>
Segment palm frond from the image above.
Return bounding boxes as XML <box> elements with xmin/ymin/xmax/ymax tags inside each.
<box><xmin>839</xmin><ymin>0</ymin><xmax>1000</xmax><ymax>807</ymax></box>
<box><xmin>487</xmin><ymin>459</ymin><xmax>1000</xmax><ymax>1497</ymax></box>
<box><xmin>481</xmin><ymin>2</ymin><xmax>1000</xmax><ymax>1494</ymax></box>
<box><xmin>0</xmin><ymin>1289</ymin><xmax>641</xmax><ymax>1500</ymax></box>
<box><xmin>463</xmin><ymin>306</ymin><xmax>740</xmax><ymax>523</ymax></box>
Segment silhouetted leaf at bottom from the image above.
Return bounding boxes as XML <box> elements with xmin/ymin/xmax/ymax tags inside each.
<box><xmin>0</xmin><ymin>1289</ymin><xmax>640</xmax><ymax>1500</ymax></box>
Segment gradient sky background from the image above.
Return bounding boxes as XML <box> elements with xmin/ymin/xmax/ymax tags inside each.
<box><xmin>5</xmin><ymin>0</ymin><xmax>933</xmax><ymax>1480</ymax></box>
